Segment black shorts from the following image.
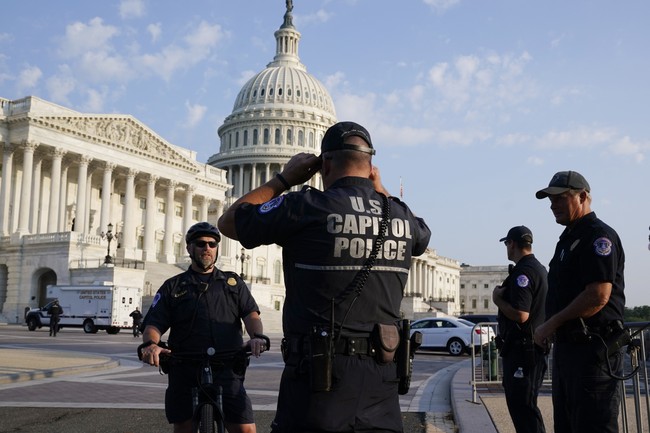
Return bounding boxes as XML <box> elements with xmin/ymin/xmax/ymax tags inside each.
<box><xmin>165</xmin><ymin>363</ymin><xmax>254</xmax><ymax>425</ymax></box>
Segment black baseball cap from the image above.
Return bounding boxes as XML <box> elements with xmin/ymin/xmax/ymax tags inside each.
<box><xmin>321</xmin><ymin>121</ymin><xmax>375</xmax><ymax>155</ymax></box>
<box><xmin>535</xmin><ymin>170</ymin><xmax>591</xmax><ymax>199</ymax></box>
<box><xmin>499</xmin><ymin>225</ymin><xmax>533</xmax><ymax>244</ymax></box>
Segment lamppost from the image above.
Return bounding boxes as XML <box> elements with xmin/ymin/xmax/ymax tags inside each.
<box><xmin>100</xmin><ymin>223</ymin><xmax>118</xmax><ymax>264</ymax></box>
<box><xmin>236</xmin><ymin>247</ymin><xmax>250</xmax><ymax>280</ymax></box>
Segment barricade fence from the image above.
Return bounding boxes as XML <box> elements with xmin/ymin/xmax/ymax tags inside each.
<box><xmin>469</xmin><ymin>321</ymin><xmax>650</xmax><ymax>433</ymax></box>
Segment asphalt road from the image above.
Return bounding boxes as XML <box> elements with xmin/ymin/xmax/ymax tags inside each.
<box><xmin>0</xmin><ymin>326</ymin><xmax>462</xmax><ymax>432</ymax></box>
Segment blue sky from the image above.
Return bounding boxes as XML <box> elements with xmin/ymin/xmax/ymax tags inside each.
<box><xmin>2</xmin><ymin>0</ymin><xmax>649</xmax><ymax>307</ymax></box>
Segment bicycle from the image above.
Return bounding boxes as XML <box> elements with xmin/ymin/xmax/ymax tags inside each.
<box><xmin>139</xmin><ymin>334</ymin><xmax>270</xmax><ymax>433</ymax></box>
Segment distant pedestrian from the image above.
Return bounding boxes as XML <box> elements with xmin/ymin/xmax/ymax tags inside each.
<box><xmin>48</xmin><ymin>300</ymin><xmax>63</xmax><ymax>337</ymax></box>
<box><xmin>493</xmin><ymin>225</ymin><xmax>548</xmax><ymax>433</ymax></box>
<box><xmin>533</xmin><ymin>170</ymin><xmax>626</xmax><ymax>433</ymax></box>
<box><xmin>129</xmin><ymin>307</ymin><xmax>143</xmax><ymax>338</ymax></box>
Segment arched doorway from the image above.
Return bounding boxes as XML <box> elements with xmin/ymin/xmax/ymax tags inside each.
<box><xmin>36</xmin><ymin>270</ymin><xmax>57</xmax><ymax>306</ymax></box>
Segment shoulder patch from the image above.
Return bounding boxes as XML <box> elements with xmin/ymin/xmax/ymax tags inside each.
<box><xmin>259</xmin><ymin>196</ymin><xmax>284</xmax><ymax>214</ymax></box>
<box><xmin>516</xmin><ymin>275</ymin><xmax>530</xmax><ymax>288</ymax></box>
<box><xmin>227</xmin><ymin>277</ymin><xmax>238</xmax><ymax>286</ymax></box>
<box><xmin>594</xmin><ymin>237</ymin><xmax>612</xmax><ymax>256</ymax></box>
<box><xmin>151</xmin><ymin>292</ymin><xmax>162</xmax><ymax>308</ymax></box>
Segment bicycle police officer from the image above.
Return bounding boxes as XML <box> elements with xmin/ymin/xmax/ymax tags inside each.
<box><xmin>139</xmin><ymin>222</ymin><xmax>266</xmax><ymax>433</ymax></box>
<box><xmin>492</xmin><ymin>225</ymin><xmax>548</xmax><ymax>433</ymax></box>
<box><xmin>218</xmin><ymin>121</ymin><xmax>431</xmax><ymax>433</ymax></box>
<box><xmin>533</xmin><ymin>171</ymin><xmax>626</xmax><ymax>433</ymax></box>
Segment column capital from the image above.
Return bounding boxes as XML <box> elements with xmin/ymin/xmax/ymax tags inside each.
<box><xmin>104</xmin><ymin>162</ymin><xmax>117</xmax><ymax>172</ymax></box>
<box><xmin>51</xmin><ymin>147</ymin><xmax>67</xmax><ymax>159</ymax></box>
<box><xmin>21</xmin><ymin>140</ymin><xmax>39</xmax><ymax>152</ymax></box>
<box><xmin>185</xmin><ymin>184</ymin><xmax>196</xmax><ymax>194</ymax></box>
<box><xmin>166</xmin><ymin>180</ymin><xmax>178</xmax><ymax>189</ymax></box>
<box><xmin>79</xmin><ymin>154</ymin><xmax>93</xmax><ymax>165</ymax></box>
<box><xmin>2</xmin><ymin>141</ymin><xmax>15</xmax><ymax>153</ymax></box>
<box><xmin>127</xmin><ymin>168</ymin><xmax>139</xmax><ymax>178</ymax></box>
<box><xmin>147</xmin><ymin>174</ymin><xmax>160</xmax><ymax>184</ymax></box>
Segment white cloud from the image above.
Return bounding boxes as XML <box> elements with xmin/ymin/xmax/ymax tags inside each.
<box><xmin>527</xmin><ymin>156</ymin><xmax>545</xmax><ymax>166</ymax></box>
<box><xmin>58</xmin><ymin>18</ymin><xmax>119</xmax><ymax>59</ymax></box>
<box><xmin>535</xmin><ymin>126</ymin><xmax>617</xmax><ymax>149</ymax></box>
<box><xmin>79</xmin><ymin>51</ymin><xmax>132</xmax><ymax>83</ymax></box>
<box><xmin>0</xmin><ymin>33</ymin><xmax>12</xmax><ymax>43</ymax></box>
<box><xmin>297</xmin><ymin>9</ymin><xmax>333</xmax><ymax>26</ymax></box>
<box><xmin>46</xmin><ymin>66</ymin><xmax>76</xmax><ymax>105</ymax></box>
<box><xmin>608</xmin><ymin>136</ymin><xmax>647</xmax><ymax>163</ymax></box>
<box><xmin>17</xmin><ymin>65</ymin><xmax>42</xmax><ymax>91</ymax></box>
<box><xmin>147</xmin><ymin>23</ymin><xmax>162</xmax><ymax>43</ymax></box>
<box><xmin>495</xmin><ymin>133</ymin><xmax>531</xmax><ymax>147</ymax></box>
<box><xmin>422</xmin><ymin>0</ymin><xmax>461</xmax><ymax>13</ymax></box>
<box><xmin>184</xmin><ymin>101</ymin><xmax>207</xmax><ymax>128</ymax></box>
<box><xmin>139</xmin><ymin>21</ymin><xmax>225</xmax><ymax>81</ymax></box>
<box><xmin>119</xmin><ymin>0</ymin><xmax>146</xmax><ymax>19</ymax></box>
<box><xmin>324</xmin><ymin>71</ymin><xmax>346</xmax><ymax>90</ymax></box>
<box><xmin>83</xmin><ymin>88</ymin><xmax>107</xmax><ymax>112</ymax></box>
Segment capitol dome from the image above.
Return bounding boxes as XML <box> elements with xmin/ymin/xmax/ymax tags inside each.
<box><xmin>208</xmin><ymin>3</ymin><xmax>337</xmax><ymax>197</ymax></box>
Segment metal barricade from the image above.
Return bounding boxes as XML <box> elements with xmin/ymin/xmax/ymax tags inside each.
<box><xmin>469</xmin><ymin>320</ymin><xmax>650</xmax><ymax>432</ymax></box>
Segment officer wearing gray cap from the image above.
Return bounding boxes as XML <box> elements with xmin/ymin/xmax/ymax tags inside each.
<box><xmin>493</xmin><ymin>225</ymin><xmax>548</xmax><ymax>433</ymax></box>
<box><xmin>218</xmin><ymin>121</ymin><xmax>431</xmax><ymax>433</ymax></box>
<box><xmin>533</xmin><ymin>171</ymin><xmax>626</xmax><ymax>433</ymax></box>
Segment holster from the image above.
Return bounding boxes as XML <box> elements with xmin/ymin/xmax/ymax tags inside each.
<box><xmin>372</xmin><ymin>323</ymin><xmax>400</xmax><ymax>363</ymax></box>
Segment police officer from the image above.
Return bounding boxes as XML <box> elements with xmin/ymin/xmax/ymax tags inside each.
<box><xmin>139</xmin><ymin>222</ymin><xmax>266</xmax><ymax>433</ymax></box>
<box><xmin>129</xmin><ymin>306</ymin><xmax>143</xmax><ymax>337</ymax></box>
<box><xmin>218</xmin><ymin>121</ymin><xmax>431</xmax><ymax>433</ymax></box>
<box><xmin>48</xmin><ymin>299</ymin><xmax>63</xmax><ymax>337</ymax></box>
<box><xmin>492</xmin><ymin>226</ymin><xmax>548</xmax><ymax>433</ymax></box>
<box><xmin>533</xmin><ymin>171</ymin><xmax>626</xmax><ymax>433</ymax></box>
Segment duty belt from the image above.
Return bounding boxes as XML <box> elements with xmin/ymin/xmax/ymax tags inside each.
<box><xmin>334</xmin><ymin>336</ymin><xmax>375</xmax><ymax>356</ymax></box>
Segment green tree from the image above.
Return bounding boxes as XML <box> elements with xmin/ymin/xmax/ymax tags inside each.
<box><xmin>624</xmin><ymin>306</ymin><xmax>650</xmax><ymax>322</ymax></box>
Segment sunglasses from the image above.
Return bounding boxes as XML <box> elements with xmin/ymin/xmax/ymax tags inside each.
<box><xmin>194</xmin><ymin>240</ymin><xmax>218</xmax><ymax>248</ymax></box>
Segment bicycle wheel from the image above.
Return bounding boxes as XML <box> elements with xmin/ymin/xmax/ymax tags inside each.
<box><xmin>199</xmin><ymin>403</ymin><xmax>216</xmax><ymax>433</ymax></box>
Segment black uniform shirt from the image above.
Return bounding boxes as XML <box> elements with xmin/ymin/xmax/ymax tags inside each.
<box><xmin>235</xmin><ymin>177</ymin><xmax>431</xmax><ymax>336</ymax></box>
<box><xmin>144</xmin><ymin>268</ymin><xmax>259</xmax><ymax>352</ymax></box>
<box><xmin>497</xmin><ymin>254</ymin><xmax>548</xmax><ymax>340</ymax></box>
<box><xmin>546</xmin><ymin>212</ymin><xmax>625</xmax><ymax>327</ymax></box>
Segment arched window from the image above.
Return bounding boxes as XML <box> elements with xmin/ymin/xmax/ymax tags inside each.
<box><xmin>269</xmin><ymin>88</ymin><xmax>274</xmax><ymax>96</ymax></box>
<box><xmin>278</xmin><ymin>88</ymin><xmax>283</xmax><ymax>96</ymax></box>
<box><xmin>308</xmin><ymin>131</ymin><xmax>314</xmax><ymax>148</ymax></box>
<box><xmin>297</xmin><ymin>89</ymin><xmax>301</xmax><ymax>98</ymax></box>
<box><xmin>243</xmin><ymin>130</ymin><xmax>248</xmax><ymax>146</ymax></box>
<box><xmin>288</xmin><ymin>88</ymin><xmax>292</xmax><ymax>97</ymax></box>
<box><xmin>286</xmin><ymin>129</ymin><xmax>292</xmax><ymax>145</ymax></box>
<box><xmin>298</xmin><ymin>130</ymin><xmax>304</xmax><ymax>146</ymax></box>
<box><xmin>275</xmin><ymin>128</ymin><xmax>281</xmax><ymax>144</ymax></box>
<box><xmin>253</xmin><ymin>129</ymin><xmax>259</xmax><ymax>145</ymax></box>
<box><xmin>261</xmin><ymin>88</ymin><xmax>265</xmax><ymax>97</ymax></box>
<box><xmin>263</xmin><ymin>128</ymin><xmax>270</xmax><ymax>144</ymax></box>
<box><xmin>235</xmin><ymin>131</ymin><xmax>240</xmax><ymax>147</ymax></box>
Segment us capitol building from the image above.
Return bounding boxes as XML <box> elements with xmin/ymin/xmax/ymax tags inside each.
<box><xmin>0</xmin><ymin>2</ymin><xmax>469</xmax><ymax>326</ymax></box>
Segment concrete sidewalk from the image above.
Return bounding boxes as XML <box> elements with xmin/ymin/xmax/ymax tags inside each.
<box><xmin>0</xmin><ymin>345</ymin><xmax>522</xmax><ymax>432</ymax></box>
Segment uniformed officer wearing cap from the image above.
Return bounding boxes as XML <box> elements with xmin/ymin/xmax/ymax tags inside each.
<box><xmin>139</xmin><ymin>222</ymin><xmax>265</xmax><ymax>433</ymax></box>
<box><xmin>219</xmin><ymin>121</ymin><xmax>431</xmax><ymax>433</ymax></box>
<box><xmin>533</xmin><ymin>171</ymin><xmax>626</xmax><ymax>433</ymax></box>
<box><xmin>492</xmin><ymin>226</ymin><xmax>548</xmax><ymax>433</ymax></box>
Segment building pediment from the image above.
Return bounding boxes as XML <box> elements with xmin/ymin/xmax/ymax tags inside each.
<box><xmin>30</xmin><ymin>115</ymin><xmax>199</xmax><ymax>172</ymax></box>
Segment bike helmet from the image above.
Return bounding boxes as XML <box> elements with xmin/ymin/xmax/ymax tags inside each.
<box><xmin>185</xmin><ymin>222</ymin><xmax>221</xmax><ymax>244</ymax></box>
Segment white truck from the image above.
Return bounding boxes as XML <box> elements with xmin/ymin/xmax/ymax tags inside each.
<box><xmin>25</xmin><ymin>283</ymin><xmax>142</xmax><ymax>334</ymax></box>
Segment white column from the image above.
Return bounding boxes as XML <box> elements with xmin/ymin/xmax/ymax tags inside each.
<box><xmin>200</xmin><ymin>196</ymin><xmax>209</xmax><ymax>222</ymax></box>
<box><xmin>182</xmin><ymin>185</ymin><xmax>194</xmax><ymax>251</ymax></box>
<box><xmin>99</xmin><ymin>163</ymin><xmax>116</xmax><ymax>235</ymax></box>
<box><xmin>163</xmin><ymin>180</ymin><xmax>177</xmax><ymax>261</ymax></box>
<box><xmin>251</xmin><ymin>163</ymin><xmax>257</xmax><ymax>190</ymax></box>
<box><xmin>121</xmin><ymin>168</ymin><xmax>138</xmax><ymax>251</ymax></box>
<box><xmin>265</xmin><ymin>163</ymin><xmax>271</xmax><ymax>185</ymax></box>
<box><xmin>17</xmin><ymin>141</ymin><xmax>38</xmax><ymax>234</ymax></box>
<box><xmin>47</xmin><ymin>148</ymin><xmax>65</xmax><ymax>233</ymax></box>
<box><xmin>30</xmin><ymin>157</ymin><xmax>43</xmax><ymax>233</ymax></box>
<box><xmin>58</xmin><ymin>165</ymin><xmax>69</xmax><ymax>232</ymax></box>
<box><xmin>238</xmin><ymin>165</ymin><xmax>245</xmax><ymax>196</ymax></box>
<box><xmin>0</xmin><ymin>143</ymin><xmax>15</xmax><ymax>235</ymax></box>
<box><xmin>143</xmin><ymin>174</ymin><xmax>158</xmax><ymax>261</ymax></box>
<box><xmin>84</xmin><ymin>168</ymin><xmax>94</xmax><ymax>234</ymax></box>
<box><xmin>74</xmin><ymin>155</ymin><xmax>92</xmax><ymax>233</ymax></box>
<box><xmin>226</xmin><ymin>167</ymin><xmax>232</xmax><ymax>198</ymax></box>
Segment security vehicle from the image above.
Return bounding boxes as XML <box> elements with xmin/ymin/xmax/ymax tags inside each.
<box><xmin>25</xmin><ymin>283</ymin><xmax>142</xmax><ymax>334</ymax></box>
<box><xmin>410</xmin><ymin>316</ymin><xmax>495</xmax><ymax>356</ymax></box>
